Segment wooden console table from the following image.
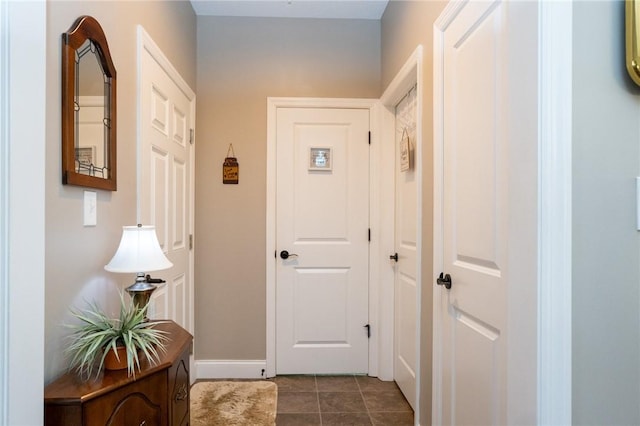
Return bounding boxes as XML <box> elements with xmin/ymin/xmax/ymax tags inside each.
<box><xmin>44</xmin><ymin>321</ymin><xmax>192</xmax><ymax>426</ymax></box>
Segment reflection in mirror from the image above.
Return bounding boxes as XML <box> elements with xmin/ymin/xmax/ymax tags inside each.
<box><xmin>62</xmin><ymin>15</ymin><xmax>117</xmax><ymax>191</ymax></box>
<box><xmin>76</xmin><ymin>39</ymin><xmax>110</xmax><ymax>178</ymax></box>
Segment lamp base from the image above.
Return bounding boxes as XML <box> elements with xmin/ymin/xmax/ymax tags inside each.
<box><xmin>126</xmin><ymin>273</ymin><xmax>157</xmax><ymax>320</ymax></box>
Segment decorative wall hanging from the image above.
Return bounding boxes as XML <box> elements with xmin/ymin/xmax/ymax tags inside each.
<box><xmin>309</xmin><ymin>147</ymin><xmax>332</xmax><ymax>171</ymax></box>
<box><xmin>399</xmin><ymin>127</ymin><xmax>412</xmax><ymax>172</ymax></box>
<box><xmin>223</xmin><ymin>144</ymin><xmax>239</xmax><ymax>184</ymax></box>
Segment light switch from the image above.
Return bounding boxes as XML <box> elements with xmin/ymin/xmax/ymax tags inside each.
<box><xmin>84</xmin><ymin>190</ymin><xmax>97</xmax><ymax>226</ymax></box>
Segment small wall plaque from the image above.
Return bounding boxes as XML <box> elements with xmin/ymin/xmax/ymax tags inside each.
<box><xmin>223</xmin><ymin>144</ymin><xmax>239</xmax><ymax>184</ymax></box>
<box><xmin>399</xmin><ymin>128</ymin><xmax>412</xmax><ymax>172</ymax></box>
<box><xmin>309</xmin><ymin>147</ymin><xmax>332</xmax><ymax>171</ymax></box>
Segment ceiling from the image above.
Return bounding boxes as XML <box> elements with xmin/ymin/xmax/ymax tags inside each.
<box><xmin>189</xmin><ymin>0</ymin><xmax>389</xmax><ymax>20</ymax></box>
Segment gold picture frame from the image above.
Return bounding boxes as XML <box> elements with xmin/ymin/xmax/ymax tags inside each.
<box><xmin>626</xmin><ymin>0</ymin><xmax>640</xmax><ymax>85</ymax></box>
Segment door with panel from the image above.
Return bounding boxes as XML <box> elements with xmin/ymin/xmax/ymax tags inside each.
<box><xmin>435</xmin><ymin>1</ymin><xmax>534</xmax><ymax>424</ymax></box>
<box><xmin>276</xmin><ymin>107</ymin><xmax>370</xmax><ymax>374</ymax></box>
<box><xmin>139</xmin><ymin>45</ymin><xmax>194</xmax><ymax>332</ymax></box>
<box><xmin>393</xmin><ymin>87</ymin><xmax>419</xmax><ymax>410</ymax></box>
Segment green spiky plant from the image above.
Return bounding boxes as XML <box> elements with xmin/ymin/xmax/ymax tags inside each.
<box><xmin>66</xmin><ymin>293</ymin><xmax>169</xmax><ymax>380</ymax></box>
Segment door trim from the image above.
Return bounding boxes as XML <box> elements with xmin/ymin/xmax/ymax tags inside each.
<box><xmin>136</xmin><ymin>26</ymin><xmax>196</xmax><ymax>363</ymax></box>
<box><xmin>266</xmin><ymin>97</ymin><xmax>378</xmax><ymax>378</ymax></box>
<box><xmin>433</xmin><ymin>6</ymin><xmax>459</xmax><ymax>423</ymax></box>
<box><xmin>378</xmin><ymin>45</ymin><xmax>424</xmax><ymax>416</ymax></box>
<box><xmin>0</xmin><ymin>3</ymin><xmax>9</xmax><ymax>420</ymax></box>
<box><xmin>537</xmin><ymin>1</ymin><xmax>572</xmax><ymax>423</ymax></box>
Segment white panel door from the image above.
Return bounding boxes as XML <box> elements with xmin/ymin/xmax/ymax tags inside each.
<box><xmin>140</xmin><ymin>47</ymin><xmax>193</xmax><ymax>331</ymax></box>
<box><xmin>393</xmin><ymin>88</ymin><xmax>418</xmax><ymax>410</ymax></box>
<box><xmin>439</xmin><ymin>1</ymin><xmax>509</xmax><ymax>424</ymax></box>
<box><xmin>276</xmin><ymin>107</ymin><xmax>370</xmax><ymax>374</ymax></box>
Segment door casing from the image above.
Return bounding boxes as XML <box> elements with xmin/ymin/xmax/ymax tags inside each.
<box><xmin>267</xmin><ymin>97</ymin><xmax>389</xmax><ymax>379</ymax></box>
<box><xmin>379</xmin><ymin>46</ymin><xmax>425</xmax><ymax>420</ymax></box>
<box><xmin>266</xmin><ymin>52</ymin><xmax>424</xmax><ymax>420</ymax></box>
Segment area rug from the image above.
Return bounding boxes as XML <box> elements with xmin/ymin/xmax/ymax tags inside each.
<box><xmin>190</xmin><ymin>381</ymin><xmax>277</xmax><ymax>426</ymax></box>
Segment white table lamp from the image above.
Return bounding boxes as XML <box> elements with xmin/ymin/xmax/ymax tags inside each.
<box><xmin>105</xmin><ymin>224</ymin><xmax>172</xmax><ymax>313</ymax></box>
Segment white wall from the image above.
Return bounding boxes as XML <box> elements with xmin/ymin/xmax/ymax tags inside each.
<box><xmin>573</xmin><ymin>1</ymin><xmax>640</xmax><ymax>424</ymax></box>
<box><xmin>2</xmin><ymin>1</ymin><xmax>46</xmax><ymax>424</ymax></box>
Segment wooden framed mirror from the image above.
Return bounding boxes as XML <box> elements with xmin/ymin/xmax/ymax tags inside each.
<box><xmin>62</xmin><ymin>16</ymin><xmax>117</xmax><ymax>191</ymax></box>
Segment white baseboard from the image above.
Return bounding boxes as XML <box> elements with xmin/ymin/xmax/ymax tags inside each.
<box><xmin>195</xmin><ymin>360</ymin><xmax>268</xmax><ymax>380</ymax></box>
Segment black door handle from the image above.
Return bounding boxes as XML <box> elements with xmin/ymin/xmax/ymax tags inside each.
<box><xmin>389</xmin><ymin>253</ymin><xmax>398</xmax><ymax>262</ymax></box>
<box><xmin>280</xmin><ymin>250</ymin><xmax>298</xmax><ymax>260</ymax></box>
<box><xmin>437</xmin><ymin>272</ymin><xmax>452</xmax><ymax>289</ymax></box>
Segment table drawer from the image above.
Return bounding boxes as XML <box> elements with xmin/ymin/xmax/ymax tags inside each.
<box><xmin>83</xmin><ymin>371</ymin><xmax>167</xmax><ymax>426</ymax></box>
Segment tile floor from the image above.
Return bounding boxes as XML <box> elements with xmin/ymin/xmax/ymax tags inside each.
<box><xmin>272</xmin><ymin>375</ymin><xmax>414</xmax><ymax>426</ymax></box>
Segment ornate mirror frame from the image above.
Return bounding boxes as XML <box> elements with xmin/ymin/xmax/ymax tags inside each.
<box><xmin>62</xmin><ymin>16</ymin><xmax>117</xmax><ymax>191</ymax></box>
<box><xmin>626</xmin><ymin>0</ymin><xmax>640</xmax><ymax>86</ymax></box>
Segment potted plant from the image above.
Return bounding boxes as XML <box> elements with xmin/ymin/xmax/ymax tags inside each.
<box><xmin>66</xmin><ymin>293</ymin><xmax>169</xmax><ymax>380</ymax></box>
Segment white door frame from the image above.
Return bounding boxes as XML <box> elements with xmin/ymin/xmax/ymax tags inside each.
<box><xmin>537</xmin><ymin>1</ymin><xmax>572</xmax><ymax>423</ymax></box>
<box><xmin>378</xmin><ymin>45</ymin><xmax>424</xmax><ymax>418</ymax></box>
<box><xmin>266</xmin><ymin>97</ymin><xmax>381</xmax><ymax>378</ymax></box>
<box><xmin>432</xmin><ymin>1</ymin><xmax>572</xmax><ymax>424</ymax></box>
<box><xmin>136</xmin><ymin>26</ymin><xmax>196</xmax><ymax>340</ymax></box>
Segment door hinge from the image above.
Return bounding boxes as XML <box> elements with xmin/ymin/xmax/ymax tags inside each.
<box><xmin>364</xmin><ymin>324</ymin><xmax>371</xmax><ymax>338</ymax></box>
<box><xmin>189</xmin><ymin>128</ymin><xmax>194</xmax><ymax>145</ymax></box>
<box><xmin>368</xmin><ymin>228</ymin><xmax>371</xmax><ymax>242</ymax></box>
<box><xmin>368</xmin><ymin>131</ymin><xmax>371</xmax><ymax>145</ymax></box>
<box><xmin>189</xmin><ymin>234</ymin><xmax>193</xmax><ymax>250</ymax></box>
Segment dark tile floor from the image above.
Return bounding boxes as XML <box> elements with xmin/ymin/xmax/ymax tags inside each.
<box><xmin>272</xmin><ymin>375</ymin><xmax>414</xmax><ymax>426</ymax></box>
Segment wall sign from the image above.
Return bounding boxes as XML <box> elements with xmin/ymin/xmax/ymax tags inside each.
<box><xmin>309</xmin><ymin>147</ymin><xmax>332</xmax><ymax>171</ymax></box>
<box><xmin>223</xmin><ymin>144</ymin><xmax>239</xmax><ymax>184</ymax></box>
<box><xmin>399</xmin><ymin>128</ymin><xmax>412</xmax><ymax>172</ymax></box>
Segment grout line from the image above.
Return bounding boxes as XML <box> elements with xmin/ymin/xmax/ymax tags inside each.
<box><xmin>355</xmin><ymin>375</ymin><xmax>375</xmax><ymax>425</ymax></box>
<box><xmin>315</xmin><ymin>375</ymin><xmax>323</xmax><ymax>426</ymax></box>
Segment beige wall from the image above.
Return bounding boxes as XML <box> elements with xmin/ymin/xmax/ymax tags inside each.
<box><xmin>381</xmin><ymin>1</ymin><xmax>446</xmax><ymax>424</ymax></box>
<box><xmin>195</xmin><ymin>16</ymin><xmax>380</xmax><ymax>359</ymax></box>
<box><xmin>44</xmin><ymin>1</ymin><xmax>196</xmax><ymax>384</ymax></box>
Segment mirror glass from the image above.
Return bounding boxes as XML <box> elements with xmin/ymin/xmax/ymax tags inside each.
<box><xmin>75</xmin><ymin>39</ymin><xmax>110</xmax><ymax>178</ymax></box>
<box><xmin>62</xmin><ymin>16</ymin><xmax>117</xmax><ymax>191</ymax></box>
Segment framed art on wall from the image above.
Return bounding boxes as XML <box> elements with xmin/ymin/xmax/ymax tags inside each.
<box><xmin>309</xmin><ymin>147</ymin><xmax>332</xmax><ymax>171</ymax></box>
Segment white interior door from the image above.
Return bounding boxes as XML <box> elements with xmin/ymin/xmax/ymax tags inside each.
<box><xmin>438</xmin><ymin>1</ymin><xmax>509</xmax><ymax>424</ymax></box>
<box><xmin>139</xmin><ymin>37</ymin><xmax>194</xmax><ymax>333</ymax></box>
<box><xmin>276</xmin><ymin>107</ymin><xmax>370</xmax><ymax>374</ymax></box>
<box><xmin>393</xmin><ymin>87</ymin><xmax>419</xmax><ymax>410</ymax></box>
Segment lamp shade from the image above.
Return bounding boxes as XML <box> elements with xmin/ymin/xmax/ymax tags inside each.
<box><xmin>104</xmin><ymin>225</ymin><xmax>173</xmax><ymax>273</ymax></box>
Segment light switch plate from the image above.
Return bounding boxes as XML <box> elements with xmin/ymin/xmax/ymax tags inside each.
<box><xmin>637</xmin><ymin>178</ymin><xmax>640</xmax><ymax>231</ymax></box>
<box><xmin>84</xmin><ymin>190</ymin><xmax>97</xmax><ymax>226</ymax></box>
